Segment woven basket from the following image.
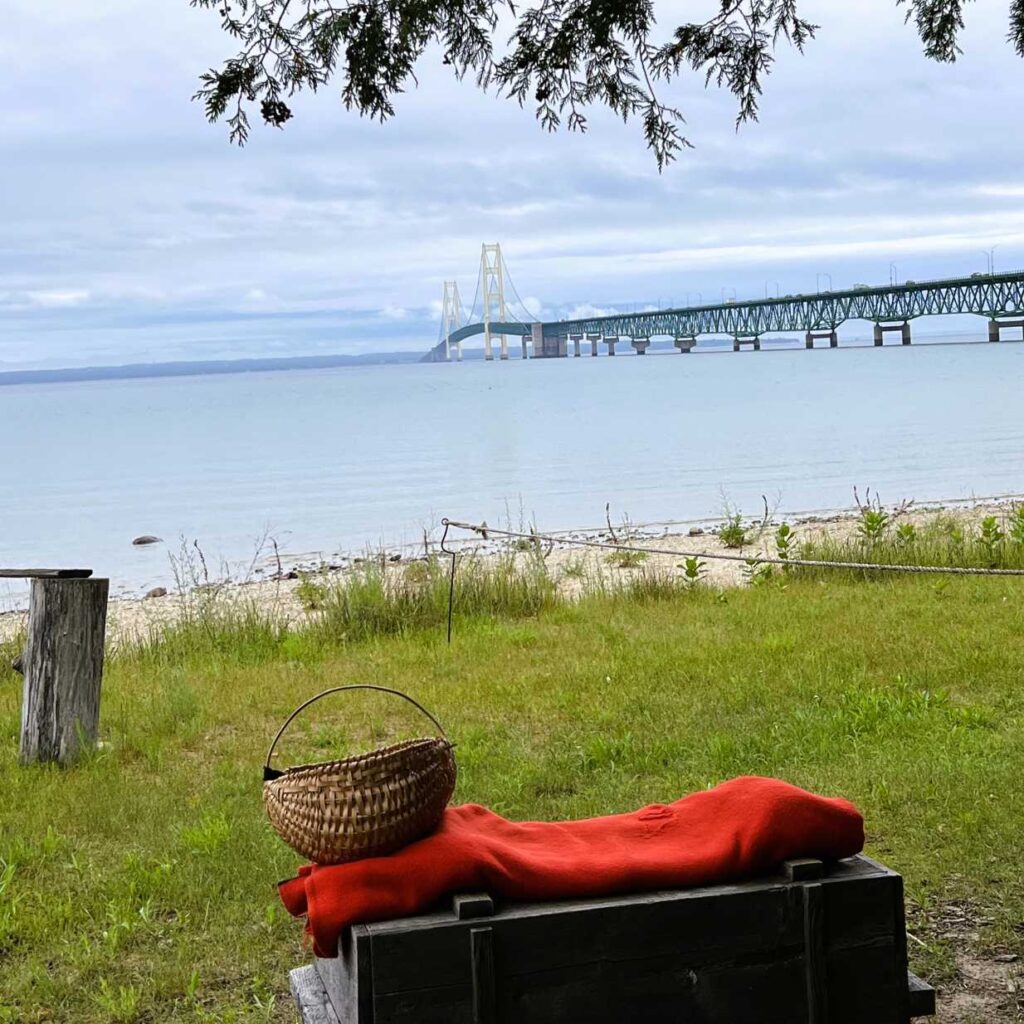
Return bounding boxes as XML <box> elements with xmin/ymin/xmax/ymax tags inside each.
<box><xmin>263</xmin><ymin>685</ymin><xmax>457</xmax><ymax>865</ymax></box>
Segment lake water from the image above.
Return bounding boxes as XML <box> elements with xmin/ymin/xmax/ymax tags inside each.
<box><xmin>2</xmin><ymin>338</ymin><xmax>1023</xmax><ymax>606</ymax></box>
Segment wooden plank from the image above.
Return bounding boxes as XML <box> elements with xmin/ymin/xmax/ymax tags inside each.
<box><xmin>0</xmin><ymin>568</ymin><xmax>92</xmax><ymax>579</ymax></box>
<box><xmin>498</xmin><ymin>947</ymin><xmax>808</xmax><ymax>1023</ymax></box>
<box><xmin>366</xmin><ymin>869</ymin><xmax>857</xmax><ymax>939</ymax></box>
<box><xmin>827</xmin><ymin>942</ymin><xmax>901</xmax><ymax>1024</ymax></box>
<box><xmin>366</xmin><ymin>887</ymin><xmax>805</xmax><ymax>1023</ymax></box>
<box><xmin>370</xmin><ymin>884</ymin><xmax>805</xmax><ymax>995</ymax></box>
<box><xmin>822</xmin><ymin>873</ymin><xmax>904</xmax><ymax>1024</ymax></box>
<box><xmin>785</xmin><ymin>858</ymin><xmax>826</xmax><ymax>881</ymax></box>
<box><xmin>889</xmin><ymin>874</ymin><xmax>912</xmax><ymax>1024</ymax></box>
<box><xmin>317</xmin><ymin>926</ymin><xmax>373</xmax><ymax>1024</ymax></box>
<box><xmin>19</xmin><ymin>577</ymin><xmax>109</xmax><ymax>765</ymax></box>
<box><xmin>291</xmin><ymin>966</ymin><xmax>342</xmax><ymax>1024</ymax></box>
<box><xmin>366</xmin><ymin>857</ymin><xmax>882</xmax><ymax>942</ymax></box>
<box><xmin>823</xmin><ymin>873</ymin><xmax>897</xmax><ymax>946</ymax></box>
<box><xmin>371</xmin><ymin>950</ymin><xmax>813</xmax><ymax>1024</ymax></box>
<box><xmin>470</xmin><ymin>927</ymin><xmax>496</xmax><ymax>1024</ymax></box>
<box><xmin>907</xmin><ymin>972</ymin><xmax>936</xmax><ymax>1018</ymax></box>
<box><xmin>803</xmin><ymin>883</ymin><xmax>829</xmax><ymax>1024</ymax></box>
<box><xmin>454</xmin><ymin>893</ymin><xmax>495</xmax><ymax>920</ymax></box>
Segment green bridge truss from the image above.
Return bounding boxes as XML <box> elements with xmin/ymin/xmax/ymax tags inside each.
<box><xmin>544</xmin><ymin>270</ymin><xmax>1024</xmax><ymax>340</ymax></box>
<box><xmin>425</xmin><ymin>270</ymin><xmax>1024</xmax><ymax>361</ymax></box>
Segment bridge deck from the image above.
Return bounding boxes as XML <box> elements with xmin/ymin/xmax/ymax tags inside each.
<box><xmin>545</xmin><ymin>269</ymin><xmax>1024</xmax><ymax>340</ymax></box>
<box><xmin>425</xmin><ymin>270</ymin><xmax>1024</xmax><ymax>360</ymax></box>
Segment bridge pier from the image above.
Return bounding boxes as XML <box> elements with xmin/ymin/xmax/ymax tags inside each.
<box><xmin>589</xmin><ymin>334</ymin><xmax>600</xmax><ymax>357</ymax></box>
<box><xmin>733</xmin><ymin>336</ymin><xmax>761</xmax><ymax>352</ymax></box>
<box><xmin>531</xmin><ymin>322</ymin><xmax>543</xmax><ymax>360</ymax></box>
<box><xmin>605</xmin><ymin>336</ymin><xmax>618</xmax><ymax>356</ymax></box>
<box><xmin>499</xmin><ymin>335</ymin><xmax>509</xmax><ymax>361</ymax></box>
<box><xmin>874</xmin><ymin>321</ymin><xmax>911</xmax><ymax>346</ymax></box>
<box><xmin>674</xmin><ymin>336</ymin><xmax>696</xmax><ymax>353</ymax></box>
<box><xmin>521</xmin><ymin>337</ymin><xmax>529</xmax><ymax>359</ymax></box>
<box><xmin>805</xmin><ymin>330</ymin><xmax>838</xmax><ymax>349</ymax></box>
<box><xmin>571</xmin><ymin>335</ymin><xmax>582</xmax><ymax>357</ymax></box>
<box><xmin>532</xmin><ymin>332</ymin><xmax>568</xmax><ymax>358</ymax></box>
<box><xmin>631</xmin><ymin>337</ymin><xmax>650</xmax><ymax>355</ymax></box>
<box><xmin>989</xmin><ymin>318</ymin><xmax>1024</xmax><ymax>342</ymax></box>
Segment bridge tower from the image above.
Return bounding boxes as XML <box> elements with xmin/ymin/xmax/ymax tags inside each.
<box><xmin>480</xmin><ymin>243</ymin><xmax>509</xmax><ymax>361</ymax></box>
<box><xmin>440</xmin><ymin>280</ymin><xmax>465</xmax><ymax>362</ymax></box>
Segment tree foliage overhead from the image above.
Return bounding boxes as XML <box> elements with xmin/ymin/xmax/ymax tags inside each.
<box><xmin>192</xmin><ymin>0</ymin><xmax>1024</xmax><ymax>166</ymax></box>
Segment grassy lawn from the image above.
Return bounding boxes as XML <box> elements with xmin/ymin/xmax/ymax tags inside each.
<box><xmin>1</xmin><ymin>571</ymin><xmax>1023</xmax><ymax>1021</ymax></box>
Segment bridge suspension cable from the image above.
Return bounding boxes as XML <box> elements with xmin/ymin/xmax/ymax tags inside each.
<box><xmin>465</xmin><ymin>264</ymin><xmax>483</xmax><ymax>325</ymax></box>
<box><xmin>502</xmin><ymin>264</ymin><xmax>539</xmax><ymax>325</ymax></box>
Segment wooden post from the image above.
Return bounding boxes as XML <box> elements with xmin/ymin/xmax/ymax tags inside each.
<box><xmin>802</xmin><ymin>882</ymin><xmax>828</xmax><ymax>1024</ymax></box>
<box><xmin>470</xmin><ymin>927</ymin><xmax>496</xmax><ymax>1024</ymax></box>
<box><xmin>20</xmin><ymin>577</ymin><xmax>109</xmax><ymax>765</ymax></box>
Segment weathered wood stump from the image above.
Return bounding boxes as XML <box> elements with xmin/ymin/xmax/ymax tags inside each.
<box><xmin>19</xmin><ymin>576</ymin><xmax>109</xmax><ymax>765</ymax></box>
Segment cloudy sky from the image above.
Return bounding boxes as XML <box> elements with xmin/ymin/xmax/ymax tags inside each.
<box><xmin>2</xmin><ymin>0</ymin><xmax>1024</xmax><ymax>369</ymax></box>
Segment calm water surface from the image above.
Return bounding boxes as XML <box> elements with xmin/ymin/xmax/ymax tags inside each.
<box><xmin>2</xmin><ymin>340</ymin><xmax>1022</xmax><ymax>604</ymax></box>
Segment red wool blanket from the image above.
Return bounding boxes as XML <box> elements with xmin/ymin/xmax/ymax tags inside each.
<box><xmin>279</xmin><ymin>776</ymin><xmax>864</xmax><ymax>957</ymax></box>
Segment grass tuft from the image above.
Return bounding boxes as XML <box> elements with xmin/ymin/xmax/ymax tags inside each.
<box><xmin>797</xmin><ymin>506</ymin><xmax>1024</xmax><ymax>577</ymax></box>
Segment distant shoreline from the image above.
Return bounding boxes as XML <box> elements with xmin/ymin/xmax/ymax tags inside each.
<box><xmin>0</xmin><ymin>350</ymin><xmax>422</xmax><ymax>388</ymax></box>
<box><xmin>1</xmin><ymin>327</ymin><xmax>1008</xmax><ymax>388</ymax></box>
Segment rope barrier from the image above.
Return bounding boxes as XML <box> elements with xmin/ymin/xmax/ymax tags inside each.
<box><xmin>440</xmin><ymin>518</ymin><xmax>1024</xmax><ymax>578</ymax></box>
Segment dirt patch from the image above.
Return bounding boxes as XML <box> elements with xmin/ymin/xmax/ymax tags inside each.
<box><xmin>917</xmin><ymin>901</ymin><xmax>1022</xmax><ymax>1022</ymax></box>
<box><xmin>939</xmin><ymin>950</ymin><xmax>1021</xmax><ymax>1022</ymax></box>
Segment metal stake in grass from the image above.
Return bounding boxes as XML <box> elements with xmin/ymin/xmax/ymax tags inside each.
<box><xmin>440</xmin><ymin>519</ymin><xmax>457</xmax><ymax>645</ymax></box>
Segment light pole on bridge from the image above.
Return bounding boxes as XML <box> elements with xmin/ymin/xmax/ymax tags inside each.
<box><xmin>889</xmin><ymin>263</ymin><xmax>899</xmax><ymax>286</ymax></box>
<box><xmin>816</xmin><ymin>273</ymin><xmax>833</xmax><ymax>293</ymax></box>
<box><xmin>981</xmin><ymin>247</ymin><xmax>998</xmax><ymax>274</ymax></box>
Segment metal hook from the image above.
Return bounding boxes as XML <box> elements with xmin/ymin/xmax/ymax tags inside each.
<box><xmin>440</xmin><ymin>518</ymin><xmax>457</xmax><ymax>645</ymax></box>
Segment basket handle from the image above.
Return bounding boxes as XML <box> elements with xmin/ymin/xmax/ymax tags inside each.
<box><xmin>263</xmin><ymin>685</ymin><xmax>449</xmax><ymax>782</ymax></box>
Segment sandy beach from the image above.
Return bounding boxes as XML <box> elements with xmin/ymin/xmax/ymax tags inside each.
<box><xmin>3</xmin><ymin>494</ymin><xmax>1021</xmax><ymax>648</ymax></box>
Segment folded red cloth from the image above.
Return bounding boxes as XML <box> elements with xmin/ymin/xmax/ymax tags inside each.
<box><xmin>279</xmin><ymin>775</ymin><xmax>863</xmax><ymax>957</ymax></box>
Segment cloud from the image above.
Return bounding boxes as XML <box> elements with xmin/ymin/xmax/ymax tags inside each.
<box><xmin>563</xmin><ymin>303</ymin><xmax>621</xmax><ymax>320</ymax></box>
<box><xmin>972</xmin><ymin>184</ymin><xmax>1024</xmax><ymax>199</ymax></box>
<box><xmin>520</xmin><ymin>296</ymin><xmax>544</xmax><ymax>319</ymax></box>
<box><xmin>2</xmin><ymin>0</ymin><xmax>1024</xmax><ymax>367</ymax></box>
<box><xmin>24</xmin><ymin>289</ymin><xmax>91</xmax><ymax>308</ymax></box>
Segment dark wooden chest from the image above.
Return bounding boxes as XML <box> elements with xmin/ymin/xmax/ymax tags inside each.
<box><xmin>291</xmin><ymin>854</ymin><xmax>935</xmax><ymax>1024</ymax></box>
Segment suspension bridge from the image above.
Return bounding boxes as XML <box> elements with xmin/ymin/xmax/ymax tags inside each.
<box><xmin>423</xmin><ymin>245</ymin><xmax>1024</xmax><ymax>361</ymax></box>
